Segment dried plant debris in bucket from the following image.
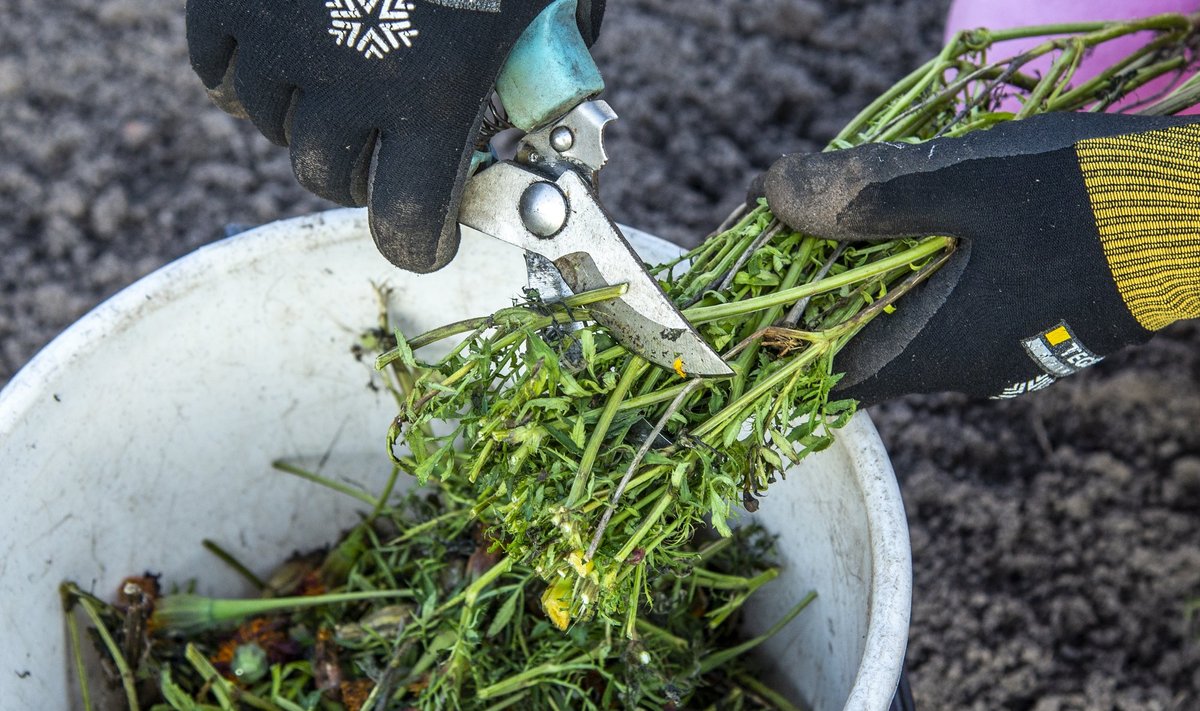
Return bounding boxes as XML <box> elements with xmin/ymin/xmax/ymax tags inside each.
<box><xmin>63</xmin><ymin>14</ymin><xmax>1200</xmax><ymax>711</ymax></box>
<box><xmin>64</xmin><ymin>478</ymin><xmax>810</xmax><ymax>710</ymax></box>
<box><xmin>376</xmin><ymin>16</ymin><xmax>1200</xmax><ymax>625</ymax></box>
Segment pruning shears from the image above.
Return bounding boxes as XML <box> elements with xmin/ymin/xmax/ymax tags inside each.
<box><xmin>457</xmin><ymin>0</ymin><xmax>732</xmax><ymax>377</ymax></box>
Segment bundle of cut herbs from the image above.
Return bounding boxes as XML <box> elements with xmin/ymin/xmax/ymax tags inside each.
<box><xmin>377</xmin><ymin>16</ymin><xmax>1200</xmax><ymax>626</ymax></box>
<box><xmin>64</xmin><ymin>15</ymin><xmax>1200</xmax><ymax>711</ymax></box>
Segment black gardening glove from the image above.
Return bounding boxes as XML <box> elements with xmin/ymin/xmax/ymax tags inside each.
<box><xmin>187</xmin><ymin>0</ymin><xmax>605</xmax><ymax>273</ymax></box>
<box><xmin>764</xmin><ymin>113</ymin><xmax>1200</xmax><ymax>404</ymax></box>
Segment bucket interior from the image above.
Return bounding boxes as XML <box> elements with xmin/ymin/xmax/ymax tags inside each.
<box><xmin>0</xmin><ymin>209</ymin><xmax>909</xmax><ymax>710</ymax></box>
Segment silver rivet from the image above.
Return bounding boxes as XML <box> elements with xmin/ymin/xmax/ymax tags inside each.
<box><xmin>549</xmin><ymin>126</ymin><xmax>575</xmax><ymax>153</ymax></box>
<box><xmin>519</xmin><ymin>182</ymin><xmax>568</xmax><ymax>239</ymax></box>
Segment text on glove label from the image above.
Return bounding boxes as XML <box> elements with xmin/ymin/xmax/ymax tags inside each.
<box><xmin>1021</xmin><ymin>321</ymin><xmax>1102</xmax><ymax>378</ymax></box>
<box><xmin>993</xmin><ymin>321</ymin><xmax>1103</xmax><ymax>399</ymax></box>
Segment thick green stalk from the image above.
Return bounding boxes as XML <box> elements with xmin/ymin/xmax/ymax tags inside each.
<box><xmin>436</xmin><ymin>555</ymin><xmax>516</xmax><ymax>614</ymax></box>
<box><xmin>685</xmin><ymin>236</ymin><xmax>952</xmax><ymax>324</ymax></box>
<box><xmin>729</xmin><ymin>240</ymin><xmax>813</xmax><ymax>402</ymax></box>
<box><xmin>833</xmin><ymin>54</ymin><xmax>941</xmax><ymax>146</ymax></box>
<box><xmin>153</xmin><ymin>590</ymin><xmax>410</xmax><ymax>634</ymax></box>
<box><xmin>567</xmin><ymin>358</ymin><xmax>649</xmax><ymax>507</ymax></box>
<box><xmin>611</xmin><ymin>489</ymin><xmax>675</xmax><ymax>567</ymax></box>
<box><xmin>1016</xmin><ymin>40</ymin><xmax>1084</xmax><ymax>118</ymax></box>
<box><xmin>868</xmin><ymin>38</ymin><xmax>961</xmax><ymax>133</ymax></box>
<box><xmin>694</xmin><ymin>343</ymin><xmax>828</xmax><ymax>440</ymax></box>
<box><xmin>476</xmin><ymin>654</ymin><xmax>595</xmax><ymax>699</ymax></box>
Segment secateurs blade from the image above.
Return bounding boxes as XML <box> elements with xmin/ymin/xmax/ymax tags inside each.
<box><xmin>458</xmin><ymin>100</ymin><xmax>733</xmax><ymax>377</ymax></box>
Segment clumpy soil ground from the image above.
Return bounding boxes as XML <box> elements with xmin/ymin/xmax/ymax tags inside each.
<box><xmin>3</xmin><ymin>1</ymin><xmax>1199</xmax><ymax>708</ymax></box>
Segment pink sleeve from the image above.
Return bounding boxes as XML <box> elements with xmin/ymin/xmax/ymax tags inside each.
<box><xmin>944</xmin><ymin>0</ymin><xmax>1200</xmax><ymax>113</ymax></box>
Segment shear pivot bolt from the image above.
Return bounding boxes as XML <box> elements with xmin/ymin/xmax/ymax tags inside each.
<box><xmin>520</xmin><ymin>182</ymin><xmax>568</xmax><ymax>238</ymax></box>
<box><xmin>550</xmin><ymin>126</ymin><xmax>575</xmax><ymax>153</ymax></box>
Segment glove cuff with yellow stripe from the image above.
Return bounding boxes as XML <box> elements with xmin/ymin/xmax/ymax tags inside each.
<box><xmin>1078</xmin><ymin>123</ymin><xmax>1200</xmax><ymax>331</ymax></box>
<box><xmin>763</xmin><ymin>112</ymin><xmax>1200</xmax><ymax>404</ymax></box>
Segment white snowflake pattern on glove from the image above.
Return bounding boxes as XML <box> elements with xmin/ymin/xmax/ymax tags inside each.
<box><xmin>327</xmin><ymin>0</ymin><xmax>419</xmax><ymax>59</ymax></box>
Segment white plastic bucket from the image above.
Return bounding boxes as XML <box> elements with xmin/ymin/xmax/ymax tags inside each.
<box><xmin>0</xmin><ymin>209</ymin><xmax>911</xmax><ymax>710</ymax></box>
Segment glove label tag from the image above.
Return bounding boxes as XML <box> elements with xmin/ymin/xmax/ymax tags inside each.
<box><xmin>993</xmin><ymin>321</ymin><xmax>1102</xmax><ymax>399</ymax></box>
<box><xmin>1021</xmin><ymin>321</ymin><xmax>1103</xmax><ymax>378</ymax></box>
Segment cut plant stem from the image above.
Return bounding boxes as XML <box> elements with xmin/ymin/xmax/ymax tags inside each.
<box><xmin>389</xmin><ymin>283</ymin><xmax>629</xmax><ymax>358</ymax></box>
<box><xmin>698</xmin><ymin>591</ymin><xmax>817</xmax><ymax>674</ymax></box>
<box><xmin>567</xmin><ymin>357</ymin><xmax>649</xmax><ymax>507</ymax></box>
<box><xmin>476</xmin><ymin>654</ymin><xmax>595</xmax><ymax>700</ymax></box>
<box><xmin>272</xmin><ymin>460</ymin><xmax>378</xmax><ymax>508</ymax></box>
<box><xmin>203</xmin><ymin>539</ymin><xmax>268</xmax><ymax>591</ymax></box>
<box><xmin>684</xmin><ymin>236</ymin><xmax>953</xmax><ymax>324</ymax></box>
<box><xmin>62</xmin><ymin>584</ymin><xmax>141</xmax><ymax>711</ymax></box>
<box><xmin>153</xmin><ymin>589</ymin><xmax>410</xmax><ymax>634</ymax></box>
<box><xmin>586</xmin><ymin>378</ymin><xmax>703</xmax><ymax>560</ymax></box>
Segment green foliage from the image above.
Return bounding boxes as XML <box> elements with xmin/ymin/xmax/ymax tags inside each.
<box><xmin>378</xmin><ymin>12</ymin><xmax>1200</xmax><ymax>630</ymax></box>
<box><xmin>383</xmin><ymin>208</ymin><xmax>944</xmax><ymax>629</ymax></box>
<box><xmin>66</xmin><ymin>490</ymin><xmax>803</xmax><ymax>710</ymax></box>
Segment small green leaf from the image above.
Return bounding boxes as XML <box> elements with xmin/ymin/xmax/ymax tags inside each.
<box><xmin>159</xmin><ymin>668</ymin><xmax>200</xmax><ymax>711</ymax></box>
<box><xmin>758</xmin><ymin>447</ymin><xmax>783</xmax><ymax>471</ymax></box>
<box><xmin>579</xmin><ymin>329</ymin><xmax>596</xmax><ymax>366</ymax></box>
<box><xmin>419</xmin><ymin>590</ymin><xmax>439</xmax><ymax>622</ymax></box>
<box><xmin>522</xmin><ymin>398</ymin><xmax>570</xmax><ymax>415</ymax></box>
<box><xmin>670</xmin><ymin>462</ymin><xmax>689</xmax><ymax>489</ymax></box>
<box><xmin>544</xmin><ymin>422</ymin><xmax>583</xmax><ymax>456</ymax></box>
<box><xmin>722</xmin><ymin>419</ymin><xmax>744</xmax><ymax>448</ymax></box>
<box><xmin>487</xmin><ymin>588</ymin><xmax>522</xmax><ymax>638</ymax></box>
<box><xmin>390</xmin><ymin>327</ymin><xmax>417</xmax><ymax>369</ymax></box>
<box><xmin>767</xmin><ymin>428</ymin><xmax>800</xmax><ymax>464</ymax></box>
<box><xmin>709</xmin><ymin>488</ymin><xmax>732</xmax><ymax>537</ymax></box>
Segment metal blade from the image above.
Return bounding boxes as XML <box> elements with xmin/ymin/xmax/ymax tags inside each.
<box><xmin>552</xmin><ymin>246</ymin><xmax>732</xmax><ymax>377</ymax></box>
<box><xmin>459</xmin><ymin>162</ymin><xmax>732</xmax><ymax>377</ymax></box>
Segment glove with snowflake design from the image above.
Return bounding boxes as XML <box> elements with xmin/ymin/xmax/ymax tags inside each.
<box><xmin>187</xmin><ymin>0</ymin><xmax>604</xmax><ymax>273</ymax></box>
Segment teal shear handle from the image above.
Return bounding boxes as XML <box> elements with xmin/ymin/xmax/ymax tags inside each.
<box><xmin>496</xmin><ymin>0</ymin><xmax>606</xmax><ymax>131</ymax></box>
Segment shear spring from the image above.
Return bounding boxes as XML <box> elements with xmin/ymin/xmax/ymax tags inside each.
<box><xmin>476</xmin><ymin>93</ymin><xmax>514</xmax><ymax>150</ymax></box>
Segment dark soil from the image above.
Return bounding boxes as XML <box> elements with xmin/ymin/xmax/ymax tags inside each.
<box><xmin>3</xmin><ymin>1</ymin><xmax>1199</xmax><ymax>708</ymax></box>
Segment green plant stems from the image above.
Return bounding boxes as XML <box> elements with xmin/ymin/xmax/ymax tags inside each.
<box><xmin>203</xmin><ymin>539</ymin><xmax>269</xmax><ymax>591</ymax></box>
<box><xmin>388</xmin><ymin>284</ymin><xmax>629</xmax><ymax>358</ymax></box>
<box><xmin>698</xmin><ymin>591</ymin><xmax>817</xmax><ymax>674</ymax></box>
<box><xmin>153</xmin><ymin>589</ymin><xmax>411</xmax><ymax>634</ymax></box>
<box><xmin>272</xmin><ymin>460</ymin><xmax>378</xmax><ymax>508</ymax></box>
<box><xmin>62</xmin><ymin>584</ymin><xmax>141</xmax><ymax>711</ymax></box>
<box><xmin>567</xmin><ymin>358</ymin><xmax>649</xmax><ymax>507</ymax></box>
<box><xmin>685</xmin><ymin>236</ymin><xmax>953</xmax><ymax>324</ymax></box>
<box><xmin>61</xmin><ymin>585</ymin><xmax>96</xmax><ymax>711</ymax></box>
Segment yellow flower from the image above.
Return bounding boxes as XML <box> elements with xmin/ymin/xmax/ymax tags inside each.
<box><xmin>541</xmin><ymin>576</ymin><xmax>573</xmax><ymax>631</ymax></box>
<box><xmin>567</xmin><ymin>550</ymin><xmax>594</xmax><ymax>578</ymax></box>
